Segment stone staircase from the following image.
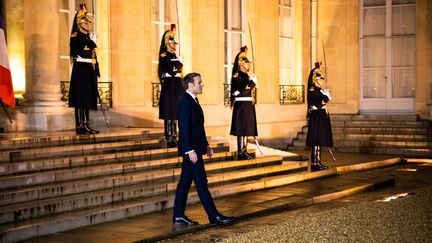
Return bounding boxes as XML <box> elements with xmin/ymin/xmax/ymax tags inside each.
<box><xmin>288</xmin><ymin>114</ymin><xmax>432</xmax><ymax>158</ymax></box>
<box><xmin>0</xmin><ymin>129</ymin><xmax>308</xmax><ymax>242</ymax></box>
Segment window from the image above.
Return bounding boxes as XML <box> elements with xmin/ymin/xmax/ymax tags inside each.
<box><xmin>224</xmin><ymin>0</ymin><xmax>244</xmax><ymax>85</ymax></box>
<box><xmin>279</xmin><ymin>0</ymin><xmax>293</xmax><ymax>85</ymax></box>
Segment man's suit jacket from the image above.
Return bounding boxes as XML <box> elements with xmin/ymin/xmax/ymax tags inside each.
<box><xmin>177</xmin><ymin>93</ymin><xmax>209</xmax><ymax>156</ymax></box>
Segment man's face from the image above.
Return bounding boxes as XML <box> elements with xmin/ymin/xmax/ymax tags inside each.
<box><xmin>189</xmin><ymin>76</ymin><xmax>204</xmax><ymax>95</ymax></box>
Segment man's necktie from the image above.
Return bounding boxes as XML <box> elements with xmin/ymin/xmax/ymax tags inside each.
<box><xmin>195</xmin><ymin>97</ymin><xmax>199</xmax><ymax>104</ymax></box>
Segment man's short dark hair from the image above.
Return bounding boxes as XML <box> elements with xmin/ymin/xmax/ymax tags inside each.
<box><xmin>182</xmin><ymin>72</ymin><xmax>201</xmax><ymax>90</ymax></box>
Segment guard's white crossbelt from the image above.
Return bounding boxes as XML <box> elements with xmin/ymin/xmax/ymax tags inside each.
<box><xmin>235</xmin><ymin>97</ymin><xmax>253</xmax><ymax>102</ymax></box>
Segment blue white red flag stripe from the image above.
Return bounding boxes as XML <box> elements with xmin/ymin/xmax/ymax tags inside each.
<box><xmin>0</xmin><ymin>15</ymin><xmax>15</xmax><ymax>108</ymax></box>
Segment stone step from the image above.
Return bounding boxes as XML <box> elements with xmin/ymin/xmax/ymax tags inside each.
<box><xmin>0</xmin><ymin>141</ymin><xmax>229</xmax><ymax>176</ymax></box>
<box><xmin>0</xmin><ymin>162</ymin><xmax>320</xmax><ymax>243</ymax></box>
<box><xmin>330</xmin><ymin>114</ymin><xmax>419</xmax><ymax>121</ymax></box>
<box><xmin>296</xmin><ymin>132</ymin><xmax>432</xmax><ymax>141</ymax></box>
<box><xmin>292</xmin><ymin>138</ymin><xmax>432</xmax><ymax>148</ymax></box>
<box><xmin>331</xmin><ymin>120</ymin><xmax>431</xmax><ymax>128</ymax></box>
<box><xmin>0</xmin><ymin>129</ymin><xmax>154</xmax><ymax>151</ymax></box>
<box><xmin>0</xmin><ymin>154</ymin><xmax>280</xmax><ymax>206</ymax></box>
<box><xmin>0</xmin><ymin>157</ymin><xmax>306</xmax><ymax>224</ymax></box>
<box><xmin>0</xmin><ymin>147</ymin><xmax>232</xmax><ymax>190</ymax></box>
<box><xmin>300</xmin><ymin>126</ymin><xmax>432</xmax><ymax>135</ymax></box>
<box><xmin>0</xmin><ymin>138</ymin><xmax>165</xmax><ymax>162</ymax></box>
<box><xmin>288</xmin><ymin>145</ymin><xmax>432</xmax><ymax>157</ymax></box>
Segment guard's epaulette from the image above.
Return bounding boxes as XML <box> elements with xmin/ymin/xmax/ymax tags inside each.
<box><xmin>70</xmin><ymin>32</ymin><xmax>78</xmax><ymax>38</ymax></box>
<box><xmin>309</xmin><ymin>87</ymin><xmax>315</xmax><ymax>91</ymax></box>
<box><xmin>233</xmin><ymin>72</ymin><xmax>239</xmax><ymax>78</ymax></box>
<box><xmin>160</xmin><ymin>52</ymin><xmax>166</xmax><ymax>57</ymax></box>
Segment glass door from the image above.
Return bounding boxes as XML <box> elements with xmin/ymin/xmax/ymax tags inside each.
<box><xmin>360</xmin><ymin>0</ymin><xmax>416</xmax><ymax>113</ymax></box>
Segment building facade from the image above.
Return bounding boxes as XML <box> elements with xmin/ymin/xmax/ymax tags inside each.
<box><xmin>1</xmin><ymin>0</ymin><xmax>431</xmax><ymax>146</ymax></box>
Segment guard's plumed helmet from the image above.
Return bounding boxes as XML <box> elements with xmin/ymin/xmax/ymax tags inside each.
<box><xmin>76</xmin><ymin>4</ymin><xmax>92</xmax><ymax>24</ymax></box>
<box><xmin>164</xmin><ymin>24</ymin><xmax>178</xmax><ymax>45</ymax></box>
<box><xmin>312</xmin><ymin>68</ymin><xmax>325</xmax><ymax>89</ymax></box>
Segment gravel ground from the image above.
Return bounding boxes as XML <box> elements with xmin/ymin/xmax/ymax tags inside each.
<box><xmin>222</xmin><ymin>176</ymin><xmax>432</xmax><ymax>242</ymax></box>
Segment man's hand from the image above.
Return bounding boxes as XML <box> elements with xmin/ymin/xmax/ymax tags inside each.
<box><xmin>207</xmin><ymin>146</ymin><xmax>214</xmax><ymax>158</ymax></box>
<box><xmin>188</xmin><ymin>151</ymin><xmax>198</xmax><ymax>164</ymax></box>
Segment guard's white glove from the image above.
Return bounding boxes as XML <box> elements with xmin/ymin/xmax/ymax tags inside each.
<box><xmin>320</xmin><ymin>89</ymin><xmax>331</xmax><ymax>100</ymax></box>
<box><xmin>251</xmin><ymin>73</ymin><xmax>258</xmax><ymax>87</ymax></box>
<box><xmin>172</xmin><ymin>55</ymin><xmax>183</xmax><ymax>64</ymax></box>
<box><xmin>89</xmin><ymin>33</ymin><xmax>97</xmax><ymax>43</ymax></box>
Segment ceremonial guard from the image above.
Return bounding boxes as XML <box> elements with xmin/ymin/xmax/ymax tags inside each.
<box><xmin>306</xmin><ymin>62</ymin><xmax>333</xmax><ymax>171</ymax></box>
<box><xmin>69</xmin><ymin>4</ymin><xmax>100</xmax><ymax>135</ymax></box>
<box><xmin>230</xmin><ymin>47</ymin><xmax>258</xmax><ymax>160</ymax></box>
<box><xmin>158</xmin><ymin>24</ymin><xmax>184</xmax><ymax>147</ymax></box>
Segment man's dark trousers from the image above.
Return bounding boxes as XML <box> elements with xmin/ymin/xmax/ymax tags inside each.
<box><xmin>173</xmin><ymin>154</ymin><xmax>219</xmax><ymax>219</ymax></box>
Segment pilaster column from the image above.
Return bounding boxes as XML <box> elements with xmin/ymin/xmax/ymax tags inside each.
<box><xmin>20</xmin><ymin>0</ymin><xmax>73</xmax><ymax>131</ymax></box>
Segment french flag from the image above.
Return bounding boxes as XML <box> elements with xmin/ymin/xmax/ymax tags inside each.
<box><xmin>0</xmin><ymin>15</ymin><xmax>15</xmax><ymax>108</ymax></box>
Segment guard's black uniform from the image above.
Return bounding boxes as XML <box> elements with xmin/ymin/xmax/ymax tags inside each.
<box><xmin>158</xmin><ymin>51</ymin><xmax>184</xmax><ymax>120</ymax></box>
<box><xmin>229</xmin><ymin>70</ymin><xmax>258</xmax><ymax>136</ymax></box>
<box><xmin>305</xmin><ymin>84</ymin><xmax>333</xmax><ymax>147</ymax></box>
<box><xmin>69</xmin><ymin>31</ymin><xmax>99</xmax><ymax>110</ymax></box>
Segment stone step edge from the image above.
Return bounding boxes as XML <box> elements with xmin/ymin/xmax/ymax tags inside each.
<box><xmin>0</xmin><ymin>131</ymin><xmax>153</xmax><ymax>151</ymax></box>
<box><xmin>0</xmin><ymin>138</ymin><xmax>164</xmax><ymax>162</ymax></box>
<box><xmin>0</xmin><ymin>141</ymin><xmax>231</xmax><ymax>177</ymax></box>
<box><xmin>0</xmin><ymin>163</ymin><xmax>322</xmax><ymax>242</ymax></box>
<box><xmin>140</xmin><ymin>175</ymin><xmax>395</xmax><ymax>243</ymax></box>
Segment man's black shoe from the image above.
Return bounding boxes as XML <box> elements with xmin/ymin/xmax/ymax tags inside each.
<box><xmin>209</xmin><ymin>215</ymin><xmax>235</xmax><ymax>225</ymax></box>
<box><xmin>173</xmin><ymin>216</ymin><xmax>199</xmax><ymax>225</ymax></box>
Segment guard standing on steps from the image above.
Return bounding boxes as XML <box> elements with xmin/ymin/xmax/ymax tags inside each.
<box><xmin>69</xmin><ymin>3</ymin><xmax>100</xmax><ymax>135</ymax></box>
<box><xmin>158</xmin><ymin>24</ymin><xmax>185</xmax><ymax>147</ymax></box>
<box><xmin>306</xmin><ymin>62</ymin><xmax>332</xmax><ymax>171</ymax></box>
<box><xmin>230</xmin><ymin>47</ymin><xmax>258</xmax><ymax>160</ymax></box>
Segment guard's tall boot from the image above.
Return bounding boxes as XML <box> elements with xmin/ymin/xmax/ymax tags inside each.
<box><xmin>84</xmin><ymin>109</ymin><xmax>99</xmax><ymax>134</ymax></box>
<box><xmin>165</xmin><ymin>120</ymin><xmax>176</xmax><ymax>147</ymax></box>
<box><xmin>82</xmin><ymin>109</ymin><xmax>98</xmax><ymax>134</ymax></box>
<box><xmin>310</xmin><ymin>146</ymin><xmax>322</xmax><ymax>171</ymax></box>
<box><xmin>237</xmin><ymin>136</ymin><xmax>253</xmax><ymax>160</ymax></box>
<box><xmin>243</xmin><ymin>136</ymin><xmax>256</xmax><ymax>159</ymax></box>
<box><xmin>75</xmin><ymin>108</ymin><xmax>87</xmax><ymax>135</ymax></box>
<box><xmin>237</xmin><ymin>136</ymin><xmax>247</xmax><ymax>160</ymax></box>
<box><xmin>170</xmin><ymin>120</ymin><xmax>178</xmax><ymax>145</ymax></box>
<box><xmin>316</xmin><ymin>146</ymin><xmax>329</xmax><ymax>169</ymax></box>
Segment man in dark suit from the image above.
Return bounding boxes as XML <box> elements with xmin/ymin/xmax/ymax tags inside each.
<box><xmin>173</xmin><ymin>72</ymin><xmax>235</xmax><ymax>226</ymax></box>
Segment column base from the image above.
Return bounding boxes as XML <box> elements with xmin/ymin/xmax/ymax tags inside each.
<box><xmin>0</xmin><ymin>106</ymin><xmax>74</xmax><ymax>132</ymax></box>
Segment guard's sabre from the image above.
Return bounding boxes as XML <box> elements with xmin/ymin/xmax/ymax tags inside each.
<box><xmin>97</xmin><ymin>93</ymin><xmax>110</xmax><ymax>127</ymax></box>
<box><xmin>253</xmin><ymin>136</ymin><xmax>264</xmax><ymax>155</ymax></box>
<box><xmin>0</xmin><ymin>99</ymin><xmax>13</xmax><ymax>124</ymax></box>
<box><xmin>247</xmin><ymin>22</ymin><xmax>255</xmax><ymax>72</ymax></box>
<box><xmin>175</xmin><ymin>0</ymin><xmax>181</xmax><ymax>55</ymax></box>
<box><xmin>248</xmin><ymin>22</ymin><xmax>262</xmax><ymax>155</ymax></box>
<box><xmin>321</xmin><ymin>40</ymin><xmax>328</xmax><ymax>89</ymax></box>
<box><xmin>327</xmin><ymin>147</ymin><xmax>336</xmax><ymax>162</ymax></box>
